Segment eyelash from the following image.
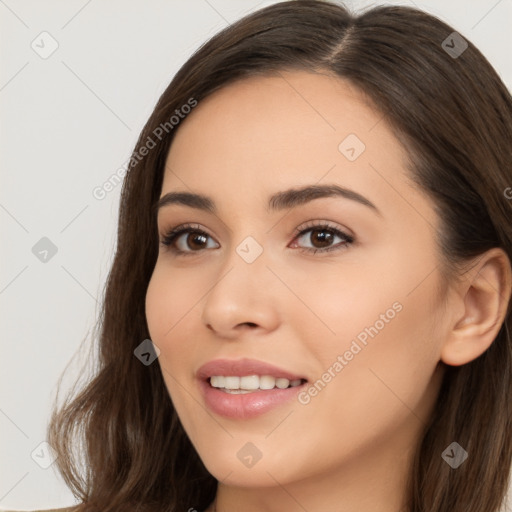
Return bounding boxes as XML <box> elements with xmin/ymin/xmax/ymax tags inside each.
<box><xmin>159</xmin><ymin>221</ymin><xmax>354</xmax><ymax>257</ymax></box>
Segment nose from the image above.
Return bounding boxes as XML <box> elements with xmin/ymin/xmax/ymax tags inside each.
<box><xmin>200</xmin><ymin>247</ymin><xmax>280</xmax><ymax>339</ymax></box>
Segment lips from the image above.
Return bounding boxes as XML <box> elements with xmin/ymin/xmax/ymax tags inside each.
<box><xmin>196</xmin><ymin>357</ymin><xmax>307</xmax><ymax>382</ymax></box>
<box><xmin>196</xmin><ymin>357</ymin><xmax>309</xmax><ymax>419</ymax></box>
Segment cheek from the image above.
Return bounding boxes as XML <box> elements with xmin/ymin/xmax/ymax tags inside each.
<box><xmin>145</xmin><ymin>264</ymin><xmax>197</xmax><ymax>342</ymax></box>
<box><xmin>145</xmin><ymin>265</ymin><xmax>214</xmax><ymax>440</ymax></box>
<box><xmin>145</xmin><ymin>269</ymin><xmax>170</xmax><ymax>343</ymax></box>
<box><xmin>145</xmin><ymin>263</ymin><xmax>209</xmax><ymax>385</ymax></box>
<box><xmin>294</xmin><ymin>250</ymin><xmax>442</xmax><ymax>416</ymax></box>
<box><xmin>292</xmin><ymin>290</ymin><xmax>441</xmax><ymax>475</ymax></box>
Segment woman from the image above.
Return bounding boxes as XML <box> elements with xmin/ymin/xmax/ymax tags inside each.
<box><xmin>37</xmin><ymin>1</ymin><xmax>512</xmax><ymax>511</ymax></box>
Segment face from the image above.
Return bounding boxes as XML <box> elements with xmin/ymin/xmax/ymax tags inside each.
<box><xmin>145</xmin><ymin>70</ymin><xmax>450</xmax><ymax>491</ymax></box>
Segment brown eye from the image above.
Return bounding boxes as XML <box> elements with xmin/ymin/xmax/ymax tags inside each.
<box><xmin>181</xmin><ymin>231</ymin><xmax>208</xmax><ymax>251</ymax></box>
<box><xmin>160</xmin><ymin>224</ymin><xmax>219</xmax><ymax>256</ymax></box>
<box><xmin>160</xmin><ymin>222</ymin><xmax>354</xmax><ymax>257</ymax></box>
<box><xmin>291</xmin><ymin>223</ymin><xmax>354</xmax><ymax>254</ymax></box>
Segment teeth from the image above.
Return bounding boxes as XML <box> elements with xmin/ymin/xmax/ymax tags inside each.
<box><xmin>224</xmin><ymin>376</ymin><xmax>240</xmax><ymax>389</ymax></box>
<box><xmin>259</xmin><ymin>375</ymin><xmax>276</xmax><ymax>390</ymax></box>
<box><xmin>210</xmin><ymin>376</ymin><xmax>225</xmax><ymax>388</ymax></box>
<box><xmin>275</xmin><ymin>378</ymin><xmax>289</xmax><ymax>389</ymax></box>
<box><xmin>210</xmin><ymin>375</ymin><xmax>305</xmax><ymax>392</ymax></box>
<box><xmin>240</xmin><ymin>375</ymin><xmax>259</xmax><ymax>390</ymax></box>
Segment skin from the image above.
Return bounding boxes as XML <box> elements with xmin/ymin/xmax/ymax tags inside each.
<box><xmin>145</xmin><ymin>70</ymin><xmax>511</xmax><ymax>512</ymax></box>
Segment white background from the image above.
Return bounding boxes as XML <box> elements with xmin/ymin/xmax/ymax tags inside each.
<box><xmin>1</xmin><ymin>0</ymin><xmax>511</xmax><ymax>510</ymax></box>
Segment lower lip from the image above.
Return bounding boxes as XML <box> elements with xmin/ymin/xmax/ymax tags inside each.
<box><xmin>199</xmin><ymin>378</ymin><xmax>307</xmax><ymax>419</ymax></box>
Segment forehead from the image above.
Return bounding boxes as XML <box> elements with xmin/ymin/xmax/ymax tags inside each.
<box><xmin>160</xmin><ymin>70</ymin><xmax>435</xmax><ymax>228</ymax></box>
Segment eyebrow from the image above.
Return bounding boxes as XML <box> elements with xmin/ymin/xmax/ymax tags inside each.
<box><xmin>155</xmin><ymin>184</ymin><xmax>382</xmax><ymax>217</ymax></box>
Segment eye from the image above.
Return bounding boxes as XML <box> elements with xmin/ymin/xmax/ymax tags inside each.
<box><xmin>160</xmin><ymin>223</ymin><xmax>218</xmax><ymax>256</ymax></box>
<box><xmin>159</xmin><ymin>221</ymin><xmax>354</xmax><ymax>256</ymax></box>
<box><xmin>290</xmin><ymin>221</ymin><xmax>354</xmax><ymax>255</ymax></box>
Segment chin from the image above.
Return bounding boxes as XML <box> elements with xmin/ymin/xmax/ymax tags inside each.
<box><xmin>202</xmin><ymin>456</ymin><xmax>291</xmax><ymax>487</ymax></box>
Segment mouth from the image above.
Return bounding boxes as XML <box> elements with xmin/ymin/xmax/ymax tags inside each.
<box><xmin>208</xmin><ymin>375</ymin><xmax>308</xmax><ymax>394</ymax></box>
<box><xmin>198</xmin><ymin>375</ymin><xmax>309</xmax><ymax>419</ymax></box>
<box><xmin>196</xmin><ymin>358</ymin><xmax>309</xmax><ymax>419</ymax></box>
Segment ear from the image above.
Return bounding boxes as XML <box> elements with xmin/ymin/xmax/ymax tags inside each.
<box><xmin>440</xmin><ymin>248</ymin><xmax>512</xmax><ymax>366</ymax></box>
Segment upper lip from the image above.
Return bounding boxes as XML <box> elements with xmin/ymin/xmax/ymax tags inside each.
<box><xmin>197</xmin><ymin>358</ymin><xmax>307</xmax><ymax>382</ymax></box>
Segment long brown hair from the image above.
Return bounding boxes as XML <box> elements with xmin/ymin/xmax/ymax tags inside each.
<box><xmin>47</xmin><ymin>1</ymin><xmax>512</xmax><ymax>511</ymax></box>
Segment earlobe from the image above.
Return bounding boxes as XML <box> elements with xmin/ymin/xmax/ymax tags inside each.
<box><xmin>440</xmin><ymin>248</ymin><xmax>512</xmax><ymax>367</ymax></box>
